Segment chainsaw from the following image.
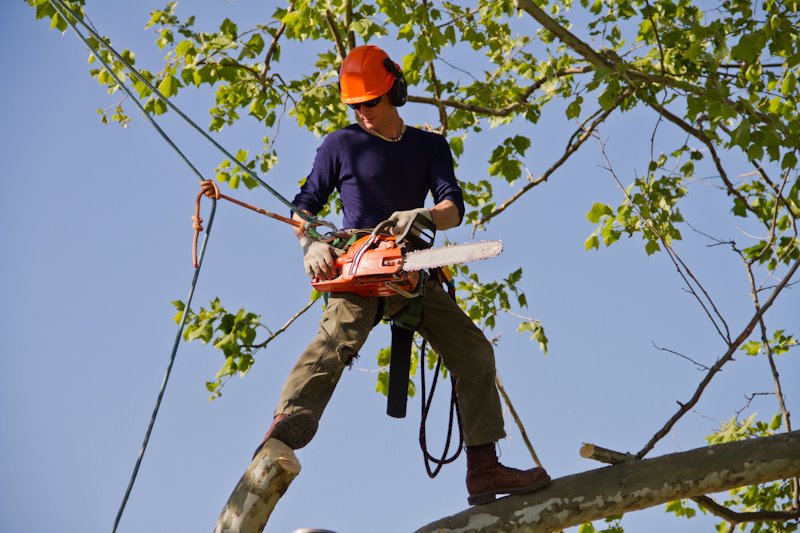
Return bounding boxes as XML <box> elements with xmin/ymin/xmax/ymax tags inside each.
<box><xmin>311</xmin><ymin>214</ymin><xmax>502</xmax><ymax>298</ymax></box>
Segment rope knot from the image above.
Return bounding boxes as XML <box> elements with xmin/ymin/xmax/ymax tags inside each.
<box><xmin>199</xmin><ymin>179</ymin><xmax>221</xmax><ymax>200</ymax></box>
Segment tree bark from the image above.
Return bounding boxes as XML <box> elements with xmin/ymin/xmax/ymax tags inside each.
<box><xmin>214</xmin><ymin>439</ymin><xmax>301</xmax><ymax>533</ymax></box>
<box><xmin>415</xmin><ymin>431</ymin><xmax>800</xmax><ymax>533</ymax></box>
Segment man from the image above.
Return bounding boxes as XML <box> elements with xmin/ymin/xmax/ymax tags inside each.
<box><xmin>258</xmin><ymin>44</ymin><xmax>550</xmax><ymax>505</ymax></box>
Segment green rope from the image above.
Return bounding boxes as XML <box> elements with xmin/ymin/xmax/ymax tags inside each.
<box><xmin>47</xmin><ymin>2</ymin><xmax>217</xmax><ymax>531</ymax></box>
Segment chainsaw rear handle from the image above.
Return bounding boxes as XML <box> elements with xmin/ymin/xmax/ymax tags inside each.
<box><xmin>348</xmin><ymin>220</ymin><xmax>397</xmax><ymax>276</ymax></box>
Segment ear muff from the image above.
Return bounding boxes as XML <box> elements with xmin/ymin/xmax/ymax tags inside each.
<box><xmin>382</xmin><ymin>58</ymin><xmax>408</xmax><ymax>107</ymax></box>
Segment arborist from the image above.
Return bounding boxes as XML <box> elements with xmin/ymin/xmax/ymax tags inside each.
<box><xmin>253</xmin><ymin>44</ymin><xmax>550</xmax><ymax>505</ymax></box>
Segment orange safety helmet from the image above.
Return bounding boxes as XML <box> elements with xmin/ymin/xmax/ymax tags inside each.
<box><xmin>339</xmin><ymin>45</ymin><xmax>407</xmax><ymax>106</ymax></box>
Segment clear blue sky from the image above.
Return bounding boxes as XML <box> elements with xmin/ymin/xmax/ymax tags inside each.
<box><xmin>1</xmin><ymin>2</ymin><xmax>797</xmax><ymax>532</ymax></box>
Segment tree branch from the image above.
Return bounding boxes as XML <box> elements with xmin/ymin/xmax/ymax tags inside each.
<box><xmin>407</xmin><ymin>66</ymin><xmax>591</xmax><ymax>117</ymax></box>
<box><xmin>253</xmin><ymin>298</ymin><xmax>316</xmax><ymax>350</ymax></box>
<box><xmin>581</xmin><ymin>443</ymin><xmax>800</xmax><ymax>527</ymax></box>
<box><xmin>496</xmin><ymin>374</ymin><xmax>543</xmax><ymax>468</ymax></box>
<box><xmin>514</xmin><ymin>0</ymin><xmax>790</xmax><ymax>138</ymax></box>
<box><xmin>416</xmin><ymin>431</ymin><xmax>800</xmax><ymax>532</ymax></box>
<box><xmin>740</xmin><ymin>244</ymin><xmax>799</xmax><ymax>507</ymax></box>
<box><xmin>652</xmin><ymin>341</ymin><xmax>711</xmax><ymax>371</ymax></box>
<box><xmin>595</xmin><ymin>135</ymin><xmax>732</xmax><ymax>343</ymax></box>
<box><xmin>637</xmin><ymin>254</ymin><xmax>800</xmax><ymax>458</ymax></box>
<box><xmin>693</xmin><ymin>495</ymin><xmax>800</xmax><ymax>525</ymax></box>
<box><xmin>323</xmin><ymin>9</ymin><xmax>347</xmax><ymax>60</ymax></box>
<box><xmin>642</xmin><ymin>98</ymin><xmax>760</xmax><ymax>223</ymax></box>
<box><xmin>259</xmin><ymin>7</ymin><xmax>290</xmax><ymax>86</ymax></box>
<box><xmin>474</xmin><ymin>90</ymin><xmax>627</xmax><ymax>229</ymax></box>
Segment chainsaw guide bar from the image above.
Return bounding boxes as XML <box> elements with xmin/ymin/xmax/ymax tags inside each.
<box><xmin>402</xmin><ymin>240</ymin><xmax>503</xmax><ymax>271</ymax></box>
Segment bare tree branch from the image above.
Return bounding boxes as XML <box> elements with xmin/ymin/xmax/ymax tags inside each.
<box><xmin>637</xmin><ymin>254</ymin><xmax>800</xmax><ymax>458</ymax></box>
<box><xmin>253</xmin><ymin>298</ymin><xmax>316</xmax><ymax>351</ymax></box>
<box><xmin>259</xmin><ymin>6</ymin><xmax>290</xmax><ymax>86</ymax></box>
<box><xmin>596</xmin><ymin>134</ymin><xmax>732</xmax><ymax>344</ymax></box>
<box><xmin>652</xmin><ymin>341</ymin><xmax>711</xmax><ymax>371</ymax></box>
<box><xmin>496</xmin><ymin>374</ymin><xmax>543</xmax><ymax>468</ymax></box>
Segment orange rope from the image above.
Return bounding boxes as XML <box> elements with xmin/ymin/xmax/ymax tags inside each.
<box><xmin>192</xmin><ymin>180</ymin><xmax>304</xmax><ymax>268</ymax></box>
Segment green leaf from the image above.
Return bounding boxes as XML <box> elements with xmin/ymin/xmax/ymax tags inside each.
<box><xmin>732</xmin><ymin>198</ymin><xmax>748</xmax><ymax>217</ymax></box>
<box><xmin>158</xmin><ymin>74</ymin><xmax>179</xmax><ymax>97</ymax></box>
<box><xmin>645</xmin><ymin>240</ymin><xmax>660</xmax><ymax>255</ymax></box>
<box><xmin>781</xmin><ymin>71</ymin><xmax>797</xmax><ymax>96</ymax></box>
<box><xmin>376</xmin><ymin>371</ymin><xmax>389</xmax><ymax>396</ymax></box>
<box><xmin>586</xmin><ymin>203</ymin><xmax>613</xmax><ymax>223</ymax></box>
<box><xmin>585</xmin><ymin>234</ymin><xmax>600</xmax><ymax>250</ymax></box>
<box><xmin>566</xmin><ymin>97</ymin><xmax>583</xmax><ymax>120</ymax></box>
<box><xmin>741</xmin><ymin>340</ymin><xmax>762</xmax><ymax>356</ymax></box>
<box><xmin>782</xmin><ymin>151</ymin><xmax>797</xmax><ymax>171</ymax></box>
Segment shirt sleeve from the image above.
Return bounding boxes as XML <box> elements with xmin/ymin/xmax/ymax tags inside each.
<box><xmin>428</xmin><ymin>135</ymin><xmax>465</xmax><ymax>224</ymax></box>
<box><xmin>292</xmin><ymin>136</ymin><xmax>340</xmax><ymax>216</ymax></box>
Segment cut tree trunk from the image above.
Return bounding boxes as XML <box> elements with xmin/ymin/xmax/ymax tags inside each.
<box><xmin>415</xmin><ymin>430</ymin><xmax>800</xmax><ymax>533</ymax></box>
<box><xmin>214</xmin><ymin>438</ymin><xmax>301</xmax><ymax>533</ymax></box>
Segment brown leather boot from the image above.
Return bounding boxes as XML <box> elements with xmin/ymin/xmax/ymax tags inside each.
<box><xmin>466</xmin><ymin>443</ymin><xmax>551</xmax><ymax>505</ymax></box>
<box><xmin>252</xmin><ymin>409</ymin><xmax>318</xmax><ymax>458</ymax></box>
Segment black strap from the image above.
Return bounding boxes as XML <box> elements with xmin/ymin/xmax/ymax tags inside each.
<box><xmin>387</xmin><ymin>324</ymin><xmax>414</xmax><ymax>418</ymax></box>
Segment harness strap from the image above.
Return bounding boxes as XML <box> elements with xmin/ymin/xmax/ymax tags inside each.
<box><xmin>387</xmin><ymin>324</ymin><xmax>415</xmax><ymax>418</ymax></box>
<box><xmin>386</xmin><ymin>285</ymin><xmax>425</xmax><ymax>418</ymax></box>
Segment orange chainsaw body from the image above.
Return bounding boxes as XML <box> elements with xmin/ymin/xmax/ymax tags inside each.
<box><xmin>311</xmin><ymin>234</ymin><xmax>420</xmax><ymax>297</ymax></box>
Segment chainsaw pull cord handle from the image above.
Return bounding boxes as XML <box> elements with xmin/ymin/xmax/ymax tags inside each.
<box><xmin>192</xmin><ymin>180</ymin><xmax>339</xmax><ymax>268</ymax></box>
<box><xmin>348</xmin><ymin>219</ymin><xmax>397</xmax><ymax>276</ymax></box>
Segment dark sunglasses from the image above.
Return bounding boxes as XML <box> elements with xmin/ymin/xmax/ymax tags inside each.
<box><xmin>347</xmin><ymin>95</ymin><xmax>382</xmax><ymax>110</ymax></box>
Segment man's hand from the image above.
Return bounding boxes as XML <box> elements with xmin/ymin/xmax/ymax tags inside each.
<box><xmin>387</xmin><ymin>208</ymin><xmax>432</xmax><ymax>236</ymax></box>
<box><xmin>301</xmin><ymin>237</ymin><xmax>344</xmax><ymax>280</ymax></box>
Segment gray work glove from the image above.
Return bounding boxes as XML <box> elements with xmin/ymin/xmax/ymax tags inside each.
<box><xmin>387</xmin><ymin>208</ymin><xmax>432</xmax><ymax>236</ymax></box>
<box><xmin>300</xmin><ymin>237</ymin><xmax>344</xmax><ymax>280</ymax></box>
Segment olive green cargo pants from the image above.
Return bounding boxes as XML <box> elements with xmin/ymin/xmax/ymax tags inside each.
<box><xmin>275</xmin><ymin>277</ymin><xmax>506</xmax><ymax>446</ymax></box>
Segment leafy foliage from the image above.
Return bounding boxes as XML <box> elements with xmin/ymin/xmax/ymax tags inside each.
<box><xmin>173</xmin><ymin>298</ymin><xmax>261</xmax><ymax>399</ymax></box>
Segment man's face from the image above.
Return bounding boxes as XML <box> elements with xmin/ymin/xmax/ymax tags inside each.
<box><xmin>353</xmin><ymin>91</ymin><xmax>394</xmax><ymax>131</ymax></box>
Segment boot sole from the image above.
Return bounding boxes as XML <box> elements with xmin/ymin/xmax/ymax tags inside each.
<box><xmin>467</xmin><ymin>474</ymin><xmax>552</xmax><ymax>506</ymax></box>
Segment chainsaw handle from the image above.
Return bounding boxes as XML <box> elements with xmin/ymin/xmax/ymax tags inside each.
<box><xmin>348</xmin><ymin>220</ymin><xmax>396</xmax><ymax>276</ymax></box>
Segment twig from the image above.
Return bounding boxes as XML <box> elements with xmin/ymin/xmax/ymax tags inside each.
<box><xmin>495</xmin><ymin>374</ymin><xmax>543</xmax><ymax>468</ymax></box>
<box><xmin>734</xmin><ymin>392</ymin><xmax>774</xmax><ymax>420</ymax></box>
<box><xmin>254</xmin><ymin>298</ymin><xmax>316</xmax><ymax>350</ymax></box>
<box><xmin>652</xmin><ymin>341</ymin><xmax>711</xmax><ymax>371</ymax></box>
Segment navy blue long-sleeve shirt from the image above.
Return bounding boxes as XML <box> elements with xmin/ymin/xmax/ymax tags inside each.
<box><xmin>293</xmin><ymin>124</ymin><xmax>465</xmax><ymax>229</ymax></box>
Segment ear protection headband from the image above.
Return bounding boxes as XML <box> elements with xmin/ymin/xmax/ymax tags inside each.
<box><xmin>382</xmin><ymin>58</ymin><xmax>408</xmax><ymax>107</ymax></box>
